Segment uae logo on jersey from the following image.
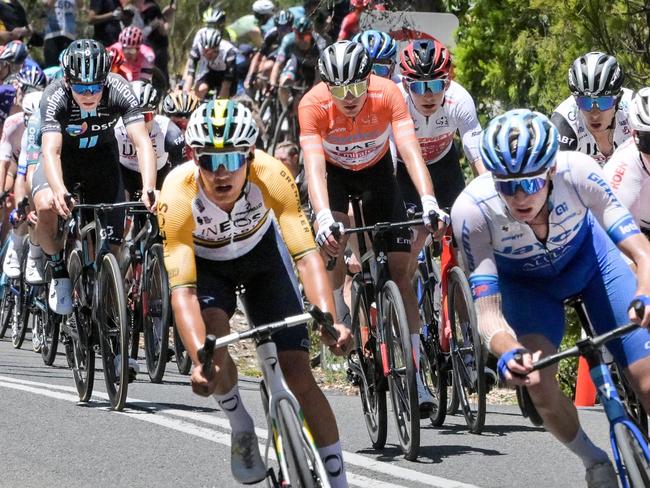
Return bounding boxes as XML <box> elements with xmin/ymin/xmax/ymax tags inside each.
<box><xmin>66</xmin><ymin>122</ymin><xmax>88</xmax><ymax>137</ymax></box>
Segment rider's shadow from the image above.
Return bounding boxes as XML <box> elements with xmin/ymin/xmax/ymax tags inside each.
<box><xmin>357</xmin><ymin>443</ymin><xmax>503</xmax><ymax>464</ymax></box>
<box><xmin>423</xmin><ymin>422</ymin><xmax>545</xmax><ymax>436</ymax></box>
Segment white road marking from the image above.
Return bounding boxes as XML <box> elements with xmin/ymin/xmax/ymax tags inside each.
<box><xmin>0</xmin><ymin>374</ymin><xmax>481</xmax><ymax>488</ymax></box>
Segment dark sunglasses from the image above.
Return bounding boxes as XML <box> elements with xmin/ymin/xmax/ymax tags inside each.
<box><xmin>407</xmin><ymin>78</ymin><xmax>447</xmax><ymax>95</ymax></box>
<box><xmin>197</xmin><ymin>151</ymin><xmax>248</xmax><ymax>172</ymax></box>
<box><xmin>371</xmin><ymin>63</ymin><xmax>392</xmax><ymax>78</ymax></box>
<box><xmin>70</xmin><ymin>82</ymin><xmax>104</xmax><ymax>95</ymax></box>
<box><xmin>494</xmin><ymin>173</ymin><xmax>548</xmax><ymax>196</ymax></box>
<box><xmin>575</xmin><ymin>95</ymin><xmax>617</xmax><ymax>112</ymax></box>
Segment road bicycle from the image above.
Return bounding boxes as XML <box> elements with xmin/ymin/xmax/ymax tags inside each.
<box><xmin>199</xmin><ymin>305</ymin><xmax>339</xmax><ymax>488</ymax></box>
<box><xmin>268</xmin><ymin>84</ymin><xmax>309</xmax><ymax>157</ymax></box>
<box><xmin>341</xmin><ymin>197</ymin><xmax>423</xmax><ymax>460</ymax></box>
<box><xmin>528</xmin><ymin>307</ymin><xmax>650</xmax><ymax>487</ymax></box>
<box><xmin>121</xmin><ymin>193</ymin><xmax>171</xmax><ymax>383</ymax></box>
<box><xmin>412</xmin><ymin>218</ymin><xmax>487</xmax><ymax>434</ymax></box>
<box><xmin>63</xmin><ymin>199</ymin><xmax>146</xmax><ymax>410</ymax></box>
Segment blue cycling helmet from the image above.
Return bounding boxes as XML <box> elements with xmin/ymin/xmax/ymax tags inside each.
<box><xmin>16</xmin><ymin>66</ymin><xmax>46</xmax><ymax>91</ymax></box>
<box><xmin>480</xmin><ymin>109</ymin><xmax>559</xmax><ymax>177</ymax></box>
<box><xmin>0</xmin><ymin>40</ymin><xmax>28</xmax><ymax>65</ymax></box>
<box><xmin>352</xmin><ymin>30</ymin><xmax>397</xmax><ymax>63</ymax></box>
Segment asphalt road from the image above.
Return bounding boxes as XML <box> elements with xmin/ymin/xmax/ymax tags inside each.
<box><xmin>0</xmin><ymin>336</ymin><xmax>612</xmax><ymax>488</ymax></box>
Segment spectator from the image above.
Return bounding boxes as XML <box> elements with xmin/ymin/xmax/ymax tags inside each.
<box><xmin>140</xmin><ymin>0</ymin><xmax>175</xmax><ymax>84</ymax></box>
<box><xmin>42</xmin><ymin>0</ymin><xmax>81</xmax><ymax>67</ymax></box>
<box><xmin>0</xmin><ymin>0</ymin><xmax>32</xmax><ymax>44</ymax></box>
<box><xmin>87</xmin><ymin>0</ymin><xmax>124</xmax><ymax>46</ymax></box>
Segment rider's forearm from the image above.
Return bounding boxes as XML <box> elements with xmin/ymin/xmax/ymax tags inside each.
<box><xmin>269</xmin><ymin>61</ymin><xmax>281</xmax><ymax>86</ymax></box>
<box><xmin>296</xmin><ymin>251</ymin><xmax>338</xmax><ymax>321</ymax></box>
<box><xmin>304</xmin><ymin>153</ymin><xmax>330</xmax><ymax>214</ymax></box>
<box><xmin>171</xmin><ymin>287</ymin><xmax>207</xmax><ymax>366</ymax></box>
<box><xmin>129</xmin><ymin>123</ymin><xmax>157</xmax><ymax>191</ymax></box>
<box><xmin>42</xmin><ymin>134</ymin><xmax>66</xmax><ymax>194</ymax></box>
<box><xmin>246</xmin><ymin>53</ymin><xmax>261</xmax><ymax>82</ymax></box>
<box><xmin>182</xmin><ymin>61</ymin><xmax>194</xmax><ymax>92</ymax></box>
<box><xmin>475</xmin><ymin>293</ymin><xmax>519</xmax><ymax>356</ymax></box>
<box><xmin>619</xmin><ymin>233</ymin><xmax>650</xmax><ymax>296</ymax></box>
<box><xmin>217</xmin><ymin>80</ymin><xmax>231</xmax><ymax>99</ymax></box>
<box><xmin>471</xmin><ymin>157</ymin><xmax>487</xmax><ymax>176</ymax></box>
<box><xmin>398</xmin><ymin>139</ymin><xmax>434</xmax><ymax>198</ymax></box>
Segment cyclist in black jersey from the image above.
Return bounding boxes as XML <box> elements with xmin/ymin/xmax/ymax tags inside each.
<box><xmin>32</xmin><ymin>39</ymin><xmax>157</xmax><ymax>316</ymax></box>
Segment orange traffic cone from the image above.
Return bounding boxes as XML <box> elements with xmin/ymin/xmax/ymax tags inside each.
<box><xmin>574</xmin><ymin>356</ymin><xmax>597</xmax><ymax>407</ymax></box>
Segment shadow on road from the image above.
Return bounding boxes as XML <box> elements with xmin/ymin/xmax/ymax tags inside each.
<box><xmin>356</xmin><ymin>442</ymin><xmax>503</xmax><ymax>464</ymax></box>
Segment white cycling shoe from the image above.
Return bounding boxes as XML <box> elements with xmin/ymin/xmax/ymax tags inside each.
<box><xmin>48</xmin><ymin>277</ymin><xmax>73</xmax><ymax>315</ymax></box>
<box><xmin>585</xmin><ymin>460</ymin><xmax>618</xmax><ymax>488</ymax></box>
<box><xmin>231</xmin><ymin>431</ymin><xmax>267</xmax><ymax>484</ymax></box>
<box><xmin>25</xmin><ymin>254</ymin><xmax>46</xmax><ymax>285</ymax></box>
<box><xmin>3</xmin><ymin>248</ymin><xmax>21</xmax><ymax>279</ymax></box>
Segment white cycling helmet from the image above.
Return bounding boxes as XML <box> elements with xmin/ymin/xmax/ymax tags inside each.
<box><xmin>629</xmin><ymin>87</ymin><xmax>650</xmax><ymax>132</ymax></box>
<box><xmin>186</xmin><ymin>99</ymin><xmax>258</xmax><ymax>149</ymax></box>
<box><xmin>22</xmin><ymin>91</ymin><xmax>43</xmax><ymax>117</ymax></box>
<box><xmin>252</xmin><ymin>0</ymin><xmax>275</xmax><ymax>16</ymax></box>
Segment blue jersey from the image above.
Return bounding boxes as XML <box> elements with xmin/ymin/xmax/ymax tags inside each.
<box><xmin>0</xmin><ymin>84</ymin><xmax>16</xmax><ymax>123</ymax></box>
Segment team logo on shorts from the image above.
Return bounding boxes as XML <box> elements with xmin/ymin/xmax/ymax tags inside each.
<box><xmin>66</xmin><ymin>122</ymin><xmax>88</xmax><ymax>136</ymax></box>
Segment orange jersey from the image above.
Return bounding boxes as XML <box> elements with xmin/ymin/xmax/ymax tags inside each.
<box><xmin>298</xmin><ymin>75</ymin><xmax>417</xmax><ymax>171</ymax></box>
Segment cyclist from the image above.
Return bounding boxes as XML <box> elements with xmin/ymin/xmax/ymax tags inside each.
<box><xmin>269</xmin><ymin>16</ymin><xmax>326</xmax><ymax>109</ymax></box>
<box><xmin>451</xmin><ymin>109</ymin><xmax>650</xmax><ymax>488</ymax></box>
<box><xmin>604</xmin><ymin>87</ymin><xmax>650</xmax><ymax>235</ymax></box>
<box><xmin>107</xmin><ymin>45</ymin><xmax>130</xmax><ymax>80</ymax></box>
<box><xmin>551</xmin><ymin>51</ymin><xmax>633</xmax><ymax>165</ymax></box>
<box><xmin>300</xmin><ymin>41</ymin><xmax>446</xmax><ymax>408</ymax></box>
<box><xmin>109</xmin><ymin>26</ymin><xmax>156</xmax><ymax>82</ymax></box>
<box><xmin>182</xmin><ymin>28</ymin><xmax>238</xmax><ymax>100</ymax></box>
<box><xmin>16</xmin><ymin>66</ymin><xmax>46</xmax><ymax>95</ymax></box>
<box><xmin>202</xmin><ymin>7</ymin><xmax>226</xmax><ymax>31</ymax></box>
<box><xmin>225</xmin><ymin>0</ymin><xmax>275</xmax><ymax>49</ymax></box>
<box><xmin>161</xmin><ymin>89</ymin><xmax>200</xmax><ymax>134</ymax></box>
<box><xmin>32</xmin><ymin>39</ymin><xmax>157</xmax><ymax>316</ymax></box>
<box><xmin>337</xmin><ymin>0</ymin><xmax>384</xmax><ymax>41</ymax></box>
<box><xmin>115</xmin><ymin>80</ymin><xmax>185</xmax><ymax>197</ymax></box>
<box><xmin>158</xmin><ymin>99</ymin><xmax>351</xmax><ymax>487</ymax></box>
<box><xmin>352</xmin><ymin>29</ymin><xmax>398</xmax><ymax>82</ymax></box>
<box><xmin>0</xmin><ymin>40</ymin><xmax>40</xmax><ymax>80</ymax></box>
<box><xmin>243</xmin><ymin>9</ymin><xmax>294</xmax><ymax>93</ymax></box>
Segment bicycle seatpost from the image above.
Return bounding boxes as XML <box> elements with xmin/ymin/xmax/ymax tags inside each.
<box><xmin>198</xmin><ymin>334</ymin><xmax>217</xmax><ymax>380</ymax></box>
<box><xmin>325</xmin><ymin>224</ymin><xmax>341</xmax><ymax>271</ymax></box>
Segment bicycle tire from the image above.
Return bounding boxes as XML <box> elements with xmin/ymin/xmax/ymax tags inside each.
<box><xmin>516</xmin><ymin>386</ymin><xmax>544</xmax><ymax>427</ymax></box>
<box><xmin>448</xmin><ymin>266</ymin><xmax>486</xmax><ymax>434</ymax></box>
<box><xmin>383</xmin><ymin>279</ymin><xmax>420</xmax><ymax>460</ymax></box>
<box><xmin>614</xmin><ymin>421</ymin><xmax>650</xmax><ymax>487</ymax></box>
<box><xmin>350</xmin><ymin>275</ymin><xmax>387</xmax><ymax>449</ymax></box>
<box><xmin>98</xmin><ymin>253</ymin><xmax>130</xmax><ymax>411</ymax></box>
<box><xmin>0</xmin><ymin>279</ymin><xmax>13</xmax><ymax>338</ymax></box>
<box><xmin>173</xmin><ymin>321</ymin><xmax>192</xmax><ymax>375</ymax></box>
<box><xmin>143</xmin><ymin>243</ymin><xmax>171</xmax><ymax>383</ymax></box>
<box><xmin>259</xmin><ymin>97</ymin><xmax>278</xmax><ymax>151</ymax></box>
<box><xmin>611</xmin><ymin>362</ymin><xmax>649</xmax><ymax>436</ymax></box>
<box><xmin>13</xmin><ymin>250</ymin><xmax>29</xmax><ymax>349</ymax></box>
<box><xmin>412</xmin><ymin>267</ymin><xmax>446</xmax><ymax>426</ymax></box>
<box><xmin>119</xmin><ymin>247</ymin><xmax>141</xmax><ymax>363</ymax></box>
<box><xmin>276</xmin><ymin>399</ymin><xmax>320</xmax><ymax>488</ymax></box>
<box><xmin>40</xmin><ymin>301</ymin><xmax>61</xmax><ymax>366</ymax></box>
<box><xmin>269</xmin><ymin>108</ymin><xmax>295</xmax><ymax>156</ymax></box>
<box><xmin>68</xmin><ymin>249</ymin><xmax>95</xmax><ymax>402</ymax></box>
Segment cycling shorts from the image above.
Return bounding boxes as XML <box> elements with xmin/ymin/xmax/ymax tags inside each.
<box><xmin>196</xmin><ymin>70</ymin><xmax>237</xmax><ymax>96</ymax></box>
<box><xmin>32</xmin><ymin>145</ymin><xmax>126</xmax><ymax>244</ymax></box>
<box><xmin>120</xmin><ymin>163</ymin><xmax>171</xmax><ymax>196</ymax></box>
<box><xmin>327</xmin><ymin>151</ymin><xmax>410</xmax><ymax>253</ymax></box>
<box><xmin>500</xmin><ymin>221</ymin><xmax>650</xmax><ymax>369</ymax></box>
<box><xmin>196</xmin><ymin>223</ymin><xmax>310</xmax><ymax>353</ymax></box>
<box><xmin>396</xmin><ymin>142</ymin><xmax>466</xmax><ymax>212</ymax></box>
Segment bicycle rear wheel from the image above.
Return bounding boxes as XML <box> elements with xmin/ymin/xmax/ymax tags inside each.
<box><xmin>613</xmin><ymin>421</ymin><xmax>650</xmax><ymax>487</ymax></box>
<box><xmin>98</xmin><ymin>253</ymin><xmax>130</xmax><ymax>411</ymax></box>
<box><xmin>143</xmin><ymin>244</ymin><xmax>171</xmax><ymax>383</ymax></box>
<box><xmin>173</xmin><ymin>320</ymin><xmax>192</xmax><ymax>375</ymax></box>
<box><xmin>0</xmin><ymin>277</ymin><xmax>13</xmax><ymax>338</ymax></box>
<box><xmin>68</xmin><ymin>249</ymin><xmax>95</xmax><ymax>402</ymax></box>
<box><xmin>13</xmin><ymin>250</ymin><xmax>30</xmax><ymax>348</ymax></box>
<box><xmin>276</xmin><ymin>399</ymin><xmax>322</xmax><ymax>488</ymax></box>
<box><xmin>269</xmin><ymin>108</ymin><xmax>296</xmax><ymax>156</ymax></box>
<box><xmin>349</xmin><ymin>276</ymin><xmax>387</xmax><ymax>449</ymax></box>
<box><xmin>40</xmin><ymin>292</ymin><xmax>61</xmax><ymax>366</ymax></box>
<box><xmin>384</xmin><ymin>280</ymin><xmax>420</xmax><ymax>460</ymax></box>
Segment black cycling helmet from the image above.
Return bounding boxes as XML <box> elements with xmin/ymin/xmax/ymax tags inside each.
<box><xmin>274</xmin><ymin>9</ymin><xmax>294</xmax><ymax>28</ymax></box>
<box><xmin>293</xmin><ymin>16</ymin><xmax>313</xmax><ymax>34</ymax></box>
<box><xmin>62</xmin><ymin>39</ymin><xmax>111</xmax><ymax>84</ymax></box>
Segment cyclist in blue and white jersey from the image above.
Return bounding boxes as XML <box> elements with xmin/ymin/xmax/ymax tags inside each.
<box><xmin>551</xmin><ymin>51</ymin><xmax>633</xmax><ymax>165</ymax></box>
<box><xmin>352</xmin><ymin>29</ymin><xmax>399</xmax><ymax>83</ymax></box>
<box><xmin>451</xmin><ymin>109</ymin><xmax>650</xmax><ymax>488</ymax></box>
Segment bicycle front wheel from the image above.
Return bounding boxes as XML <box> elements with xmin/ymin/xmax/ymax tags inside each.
<box><xmin>172</xmin><ymin>320</ymin><xmax>191</xmax><ymax>375</ymax></box>
<box><xmin>98</xmin><ymin>253</ymin><xmax>130</xmax><ymax>411</ymax></box>
<box><xmin>143</xmin><ymin>244</ymin><xmax>171</xmax><ymax>383</ymax></box>
<box><xmin>349</xmin><ymin>275</ymin><xmax>387</xmax><ymax>449</ymax></box>
<box><xmin>276</xmin><ymin>399</ymin><xmax>322</xmax><ymax>488</ymax></box>
<box><xmin>0</xmin><ymin>278</ymin><xmax>13</xmax><ymax>338</ymax></box>
<box><xmin>384</xmin><ymin>280</ymin><xmax>420</xmax><ymax>461</ymax></box>
<box><xmin>448</xmin><ymin>266</ymin><xmax>486</xmax><ymax>434</ymax></box>
<box><xmin>614</xmin><ymin>421</ymin><xmax>650</xmax><ymax>487</ymax></box>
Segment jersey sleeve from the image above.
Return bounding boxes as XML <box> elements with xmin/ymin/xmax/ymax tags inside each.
<box><xmin>453</xmin><ymin>87</ymin><xmax>482</xmax><ymax>162</ymax></box>
<box><xmin>603</xmin><ymin>150</ymin><xmax>641</xmax><ymax>222</ymax></box>
<box><xmin>223</xmin><ymin>47</ymin><xmax>237</xmax><ymax>80</ymax></box>
<box><xmin>387</xmin><ymin>81</ymin><xmax>417</xmax><ymax>145</ymax></box>
<box><xmin>25</xmin><ymin>112</ymin><xmax>41</xmax><ymax>166</ymax></box>
<box><xmin>568</xmin><ymin>151</ymin><xmax>640</xmax><ymax>244</ymax></box>
<box><xmin>164</xmin><ymin>120</ymin><xmax>186</xmax><ymax>166</ymax></box>
<box><xmin>298</xmin><ymin>89</ymin><xmax>327</xmax><ymax>160</ymax></box>
<box><xmin>40</xmin><ymin>82</ymin><xmax>65</xmax><ymax>134</ymax></box>
<box><xmin>158</xmin><ymin>164</ymin><xmax>198</xmax><ymax>289</ymax></box>
<box><xmin>551</xmin><ymin>111</ymin><xmax>579</xmax><ymax>151</ymax></box>
<box><xmin>276</xmin><ymin>34</ymin><xmax>291</xmax><ymax>61</ymax></box>
<box><xmin>451</xmin><ymin>191</ymin><xmax>500</xmax><ymax>300</ymax></box>
<box><xmin>251</xmin><ymin>151</ymin><xmax>317</xmax><ymax>260</ymax></box>
<box><xmin>107</xmin><ymin>74</ymin><xmax>144</xmax><ymax>126</ymax></box>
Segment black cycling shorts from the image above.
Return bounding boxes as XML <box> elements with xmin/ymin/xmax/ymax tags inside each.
<box><xmin>396</xmin><ymin>142</ymin><xmax>466</xmax><ymax>212</ymax></box>
<box><xmin>120</xmin><ymin>163</ymin><xmax>171</xmax><ymax>196</ymax></box>
<box><xmin>196</xmin><ymin>224</ymin><xmax>310</xmax><ymax>353</ymax></box>
<box><xmin>326</xmin><ymin>152</ymin><xmax>410</xmax><ymax>253</ymax></box>
<box><xmin>196</xmin><ymin>70</ymin><xmax>237</xmax><ymax>96</ymax></box>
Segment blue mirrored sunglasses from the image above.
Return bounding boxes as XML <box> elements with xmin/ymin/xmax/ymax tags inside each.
<box><xmin>494</xmin><ymin>175</ymin><xmax>548</xmax><ymax>196</ymax></box>
<box><xmin>371</xmin><ymin>63</ymin><xmax>392</xmax><ymax>78</ymax></box>
<box><xmin>575</xmin><ymin>95</ymin><xmax>616</xmax><ymax>112</ymax></box>
<box><xmin>408</xmin><ymin>78</ymin><xmax>447</xmax><ymax>95</ymax></box>
<box><xmin>197</xmin><ymin>151</ymin><xmax>248</xmax><ymax>172</ymax></box>
<box><xmin>70</xmin><ymin>82</ymin><xmax>104</xmax><ymax>95</ymax></box>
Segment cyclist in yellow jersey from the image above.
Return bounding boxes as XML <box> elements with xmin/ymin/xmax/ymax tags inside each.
<box><xmin>158</xmin><ymin>99</ymin><xmax>351</xmax><ymax>487</ymax></box>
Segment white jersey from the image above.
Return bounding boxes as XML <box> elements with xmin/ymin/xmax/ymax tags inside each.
<box><xmin>392</xmin><ymin>80</ymin><xmax>482</xmax><ymax>166</ymax></box>
<box><xmin>550</xmin><ymin>88</ymin><xmax>634</xmax><ymax>165</ymax></box>
<box><xmin>604</xmin><ymin>138</ymin><xmax>650</xmax><ymax>231</ymax></box>
<box><xmin>114</xmin><ymin>115</ymin><xmax>185</xmax><ymax>172</ymax></box>
<box><xmin>0</xmin><ymin>112</ymin><xmax>25</xmax><ymax>164</ymax></box>
<box><xmin>188</xmin><ymin>34</ymin><xmax>238</xmax><ymax>77</ymax></box>
<box><xmin>451</xmin><ymin>151</ymin><xmax>639</xmax><ymax>297</ymax></box>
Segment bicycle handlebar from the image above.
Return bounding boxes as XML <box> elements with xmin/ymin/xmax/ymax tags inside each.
<box><xmin>198</xmin><ymin>334</ymin><xmax>216</xmax><ymax>379</ymax></box>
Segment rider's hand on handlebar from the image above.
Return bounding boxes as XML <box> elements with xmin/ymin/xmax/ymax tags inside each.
<box><xmin>421</xmin><ymin>195</ymin><xmax>449</xmax><ymax>241</ymax></box>
<box><xmin>141</xmin><ymin>188</ymin><xmax>159</xmax><ymax>214</ymax></box>
<box><xmin>315</xmin><ymin>209</ymin><xmax>344</xmax><ymax>258</ymax></box>
<box><xmin>52</xmin><ymin>188</ymin><xmax>74</xmax><ymax>218</ymax></box>
<box><xmin>321</xmin><ymin>322</ymin><xmax>352</xmax><ymax>356</ymax></box>
<box><xmin>190</xmin><ymin>362</ymin><xmax>220</xmax><ymax>397</ymax></box>
<box><xmin>497</xmin><ymin>347</ymin><xmax>542</xmax><ymax>387</ymax></box>
<box><xmin>629</xmin><ymin>294</ymin><xmax>650</xmax><ymax>328</ymax></box>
